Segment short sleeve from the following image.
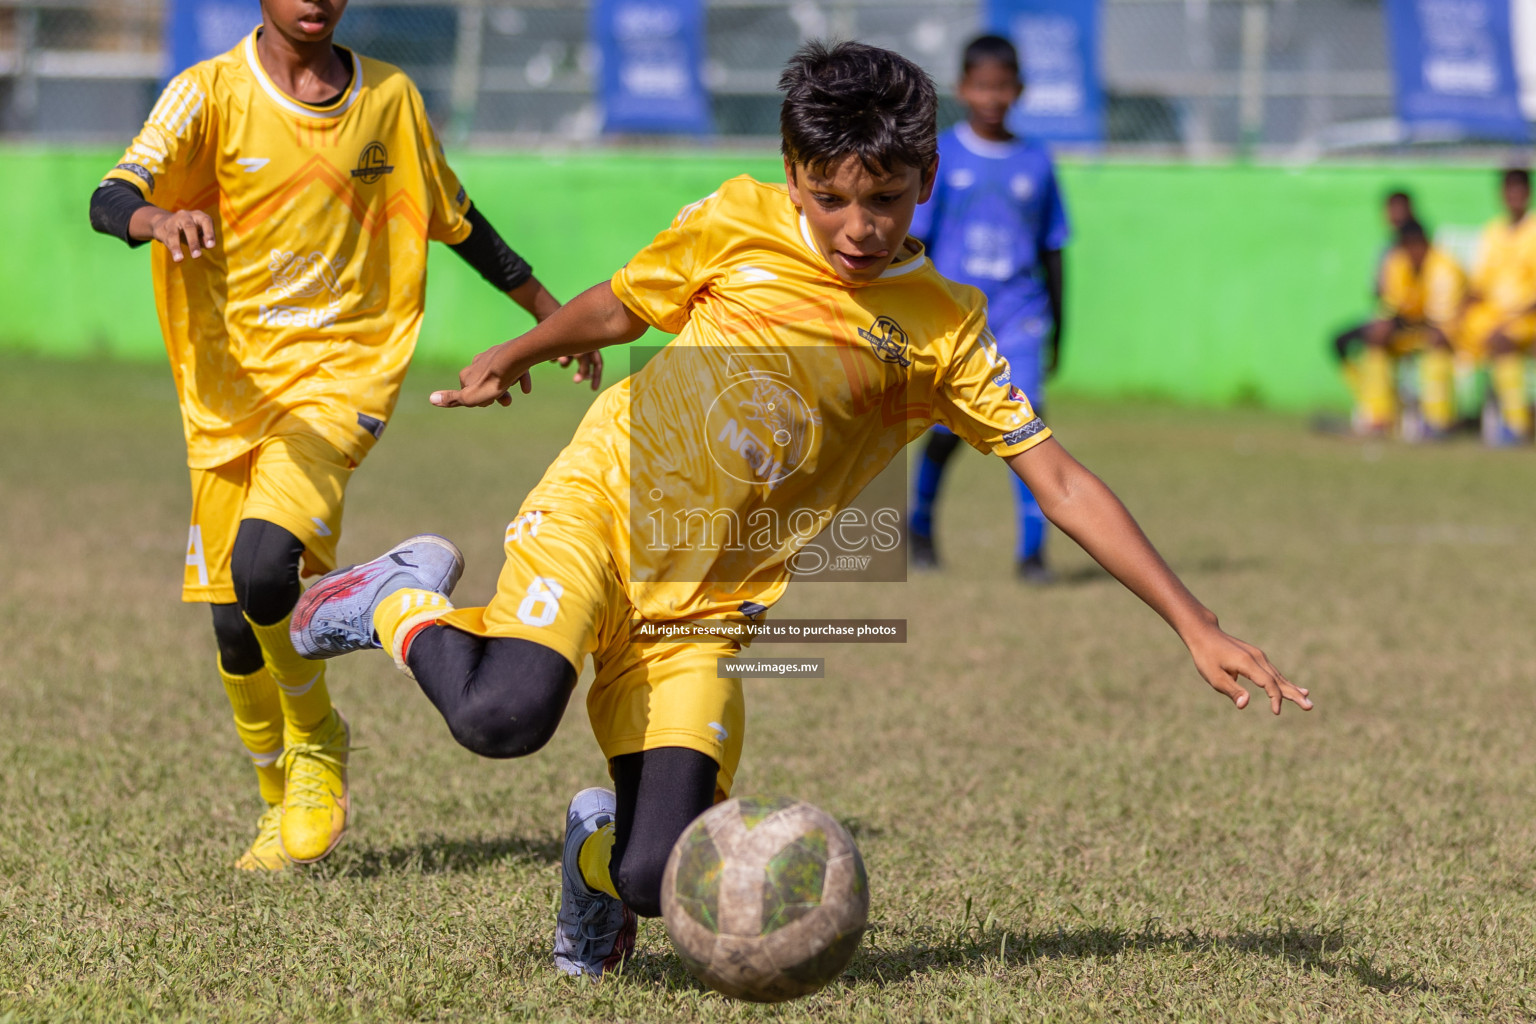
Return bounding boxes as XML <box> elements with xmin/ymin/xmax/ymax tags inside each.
<box><xmin>1038</xmin><ymin>159</ymin><xmax>1070</xmax><ymax>252</ymax></box>
<box><xmin>415</xmin><ymin>89</ymin><xmax>471</xmax><ymax>245</ymax></box>
<box><xmin>610</xmin><ymin>190</ymin><xmax>722</xmax><ymax>334</ymax></box>
<box><xmin>933</xmin><ymin>307</ymin><xmax>1053</xmax><ymax>456</ymax></box>
<box><xmin>101</xmin><ymin>71</ymin><xmax>210</xmax><ymax>207</ymax></box>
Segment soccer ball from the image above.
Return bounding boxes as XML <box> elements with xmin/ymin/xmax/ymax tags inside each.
<box><xmin>660</xmin><ymin>795</ymin><xmax>869</xmax><ymax>1002</ymax></box>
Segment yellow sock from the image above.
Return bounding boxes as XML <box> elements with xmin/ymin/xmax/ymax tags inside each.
<box><xmin>218</xmin><ymin>660</ymin><xmax>285</xmax><ymax>805</ymax></box>
<box><xmin>248</xmin><ymin>612</ymin><xmax>333</xmax><ymax>740</ymax></box>
<box><xmin>372</xmin><ymin>587</ymin><xmax>454</xmax><ymax>676</ymax></box>
<box><xmin>1341</xmin><ymin>358</ymin><xmax>1362</xmax><ymax>405</ymax></box>
<box><xmin>1359</xmin><ymin>347</ymin><xmax>1397</xmax><ymax>430</ymax></box>
<box><xmin>1419</xmin><ymin>348</ymin><xmax>1455</xmax><ymax>431</ymax></box>
<box><xmin>579</xmin><ymin>822</ymin><xmax>619</xmax><ymax>899</ymax></box>
<box><xmin>1493</xmin><ymin>353</ymin><xmax>1531</xmax><ymax>436</ymax></box>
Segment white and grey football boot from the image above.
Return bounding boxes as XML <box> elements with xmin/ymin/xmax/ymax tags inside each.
<box><xmin>289</xmin><ymin>534</ymin><xmax>464</xmax><ymax>659</ymax></box>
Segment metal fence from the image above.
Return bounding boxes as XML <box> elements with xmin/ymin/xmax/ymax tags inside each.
<box><xmin>0</xmin><ymin>0</ymin><xmax>1409</xmax><ymax>155</ymax></box>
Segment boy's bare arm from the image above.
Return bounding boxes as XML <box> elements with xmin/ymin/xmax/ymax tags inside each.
<box><xmin>1007</xmin><ymin>438</ymin><xmax>1312</xmax><ymax>715</ymax></box>
<box><xmin>505</xmin><ymin>277</ymin><xmax>604</xmax><ymax>391</ymax></box>
<box><xmin>431</xmin><ymin>281</ymin><xmax>648</xmax><ymax>408</ymax></box>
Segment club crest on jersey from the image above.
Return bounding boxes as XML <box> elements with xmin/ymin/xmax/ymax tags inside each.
<box><xmin>859</xmin><ymin>316</ymin><xmax>911</xmax><ymax>367</ymax></box>
<box><xmin>350</xmin><ymin>141</ymin><xmax>393</xmax><ymax>184</ymax></box>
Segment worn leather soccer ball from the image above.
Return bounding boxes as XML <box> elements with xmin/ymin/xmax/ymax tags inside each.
<box><xmin>661</xmin><ymin>796</ymin><xmax>868</xmax><ymax>1002</ymax></box>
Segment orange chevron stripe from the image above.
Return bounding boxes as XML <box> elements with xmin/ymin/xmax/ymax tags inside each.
<box><xmin>382</xmin><ymin>191</ymin><xmax>428</xmax><ymax>237</ymax></box>
<box><xmin>179</xmin><ymin>155</ymin><xmax>433</xmax><ymax>240</ymax></box>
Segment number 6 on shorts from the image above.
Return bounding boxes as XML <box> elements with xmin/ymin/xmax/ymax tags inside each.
<box><xmin>516</xmin><ymin>576</ymin><xmax>564</xmax><ymax>627</ymax></box>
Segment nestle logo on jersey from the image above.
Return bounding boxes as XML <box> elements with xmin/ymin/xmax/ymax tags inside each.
<box><xmin>350</xmin><ymin>142</ymin><xmax>393</xmax><ymax>184</ymax></box>
<box><xmin>859</xmin><ymin>316</ymin><xmax>911</xmax><ymax>367</ymax></box>
<box><xmin>258</xmin><ymin>300</ymin><xmax>340</xmax><ymax>328</ymax></box>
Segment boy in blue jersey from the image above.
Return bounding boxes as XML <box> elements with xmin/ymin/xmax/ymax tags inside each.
<box><xmin>908</xmin><ymin>34</ymin><xmax>1069</xmax><ymax>583</ymax></box>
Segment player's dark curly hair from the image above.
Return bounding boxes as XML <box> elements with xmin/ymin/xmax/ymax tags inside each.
<box><xmin>778</xmin><ymin>41</ymin><xmax>938</xmax><ymax>178</ymax></box>
<box><xmin>962</xmin><ymin>34</ymin><xmax>1020</xmax><ymax>78</ymax></box>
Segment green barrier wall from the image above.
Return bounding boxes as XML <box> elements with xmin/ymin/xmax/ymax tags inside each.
<box><xmin>0</xmin><ymin>148</ymin><xmax>1503</xmax><ymax>410</ymax></box>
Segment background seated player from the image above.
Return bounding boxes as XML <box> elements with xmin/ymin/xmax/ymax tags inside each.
<box><xmin>1353</xmin><ymin>220</ymin><xmax>1466</xmax><ymax>437</ymax></box>
<box><xmin>1331</xmin><ymin>190</ymin><xmax>1415</xmax><ymax>394</ymax></box>
<box><xmin>1461</xmin><ymin>168</ymin><xmax>1536</xmax><ymax>445</ymax></box>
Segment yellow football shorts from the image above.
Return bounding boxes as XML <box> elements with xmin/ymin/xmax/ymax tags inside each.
<box><xmin>183</xmin><ymin>431</ymin><xmax>354</xmax><ymax>603</ymax></box>
<box><xmin>1458</xmin><ymin>301</ymin><xmax>1536</xmax><ymax>359</ymax></box>
<box><xmin>436</xmin><ymin>509</ymin><xmax>746</xmax><ymax>799</ymax></box>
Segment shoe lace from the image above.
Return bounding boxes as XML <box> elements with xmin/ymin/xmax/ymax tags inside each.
<box><xmin>255</xmin><ymin>804</ymin><xmax>283</xmax><ymax>843</ymax></box>
<box><xmin>317</xmin><ymin>622</ymin><xmax>372</xmax><ymax>648</ymax></box>
<box><xmin>573</xmin><ymin>887</ymin><xmax>624</xmax><ymax>958</ymax></box>
<box><xmin>280</xmin><ymin>740</ymin><xmax>351</xmax><ymax>811</ymax></box>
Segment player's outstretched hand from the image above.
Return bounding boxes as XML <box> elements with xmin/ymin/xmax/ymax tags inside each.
<box><xmin>430</xmin><ymin>345</ymin><xmax>532</xmax><ymax>408</ymax></box>
<box><xmin>555</xmin><ymin>351</ymin><xmax>604</xmax><ymax>391</ymax></box>
<box><xmin>150</xmin><ymin>209</ymin><xmax>216</xmax><ymax>262</ymax></box>
<box><xmin>1185</xmin><ymin>625</ymin><xmax>1311</xmax><ymax>715</ymax></box>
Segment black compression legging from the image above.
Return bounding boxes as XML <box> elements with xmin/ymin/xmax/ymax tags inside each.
<box><xmin>210</xmin><ymin>519</ymin><xmax>307</xmax><ymax>674</ymax></box>
<box><xmin>406</xmin><ymin>624</ymin><xmax>719</xmax><ymax>917</ymax></box>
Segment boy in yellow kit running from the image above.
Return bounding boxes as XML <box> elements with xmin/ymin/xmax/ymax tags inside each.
<box><xmin>293</xmin><ymin>41</ymin><xmax>1310</xmax><ymax>977</ymax></box>
<box><xmin>88</xmin><ymin>0</ymin><xmax>594</xmax><ymax>870</ymax></box>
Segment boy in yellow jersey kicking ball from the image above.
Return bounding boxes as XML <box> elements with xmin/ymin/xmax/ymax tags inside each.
<box><xmin>88</xmin><ymin>0</ymin><xmax>596</xmax><ymax>870</ymax></box>
<box><xmin>1354</xmin><ymin>220</ymin><xmax>1466</xmax><ymax>437</ymax></box>
<box><xmin>1462</xmin><ymin>168</ymin><xmax>1536</xmax><ymax>445</ymax></box>
<box><xmin>292</xmin><ymin>41</ymin><xmax>1310</xmax><ymax>977</ymax></box>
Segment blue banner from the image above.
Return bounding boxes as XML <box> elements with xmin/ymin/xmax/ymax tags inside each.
<box><xmin>987</xmin><ymin>0</ymin><xmax>1103</xmax><ymax>144</ymax></box>
<box><xmin>591</xmin><ymin>0</ymin><xmax>711</xmax><ymax>135</ymax></box>
<box><xmin>1385</xmin><ymin>0</ymin><xmax>1530</xmax><ymax>142</ymax></box>
<box><xmin>164</xmin><ymin>0</ymin><xmax>260</xmax><ymax>80</ymax></box>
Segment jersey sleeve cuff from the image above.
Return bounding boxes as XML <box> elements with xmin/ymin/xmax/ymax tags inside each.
<box><xmin>991</xmin><ymin>421</ymin><xmax>1053</xmax><ymax>458</ymax></box>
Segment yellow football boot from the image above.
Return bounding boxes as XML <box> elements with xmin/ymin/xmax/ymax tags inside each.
<box><xmin>279</xmin><ymin>709</ymin><xmax>351</xmax><ymax>863</ymax></box>
<box><xmin>235</xmin><ymin>804</ymin><xmax>289</xmax><ymax>872</ymax></box>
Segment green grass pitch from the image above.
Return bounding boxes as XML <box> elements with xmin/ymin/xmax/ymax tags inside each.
<box><xmin>2</xmin><ymin>352</ymin><xmax>1535</xmax><ymax>1022</ymax></box>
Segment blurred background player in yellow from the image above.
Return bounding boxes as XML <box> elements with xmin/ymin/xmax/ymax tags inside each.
<box><xmin>1330</xmin><ymin>190</ymin><xmax>1416</xmax><ymax>394</ymax></box>
<box><xmin>1461</xmin><ymin>168</ymin><xmax>1536</xmax><ymax>446</ymax></box>
<box><xmin>1354</xmin><ymin>220</ymin><xmax>1466</xmax><ymax>437</ymax></box>
<box><xmin>86</xmin><ymin>0</ymin><xmax>590</xmax><ymax>870</ymax></box>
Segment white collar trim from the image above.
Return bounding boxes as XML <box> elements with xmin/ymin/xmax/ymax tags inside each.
<box><xmin>797</xmin><ymin>213</ymin><xmax>929</xmax><ymax>281</ymax></box>
<box><xmin>245</xmin><ymin>31</ymin><xmax>361</xmax><ymax>119</ymax></box>
<box><xmin>955</xmin><ymin>122</ymin><xmax>1020</xmax><ymax>160</ymax></box>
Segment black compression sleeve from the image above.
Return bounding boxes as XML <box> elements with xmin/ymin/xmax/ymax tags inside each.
<box><xmin>90</xmin><ymin>178</ymin><xmax>151</xmax><ymax>248</ymax></box>
<box><xmin>448</xmin><ymin>204</ymin><xmax>534</xmax><ymax>292</ymax></box>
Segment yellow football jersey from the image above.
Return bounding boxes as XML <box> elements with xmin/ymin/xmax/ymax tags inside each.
<box><xmin>1380</xmin><ymin>246</ymin><xmax>1465</xmax><ymax>327</ymax></box>
<box><xmin>521</xmin><ymin>175</ymin><xmax>1052</xmax><ymax>624</ymax></box>
<box><xmin>102</xmin><ymin>29</ymin><xmax>472</xmax><ymax>469</ymax></box>
<box><xmin>1472</xmin><ymin>215</ymin><xmax>1536</xmax><ymax>314</ymax></box>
